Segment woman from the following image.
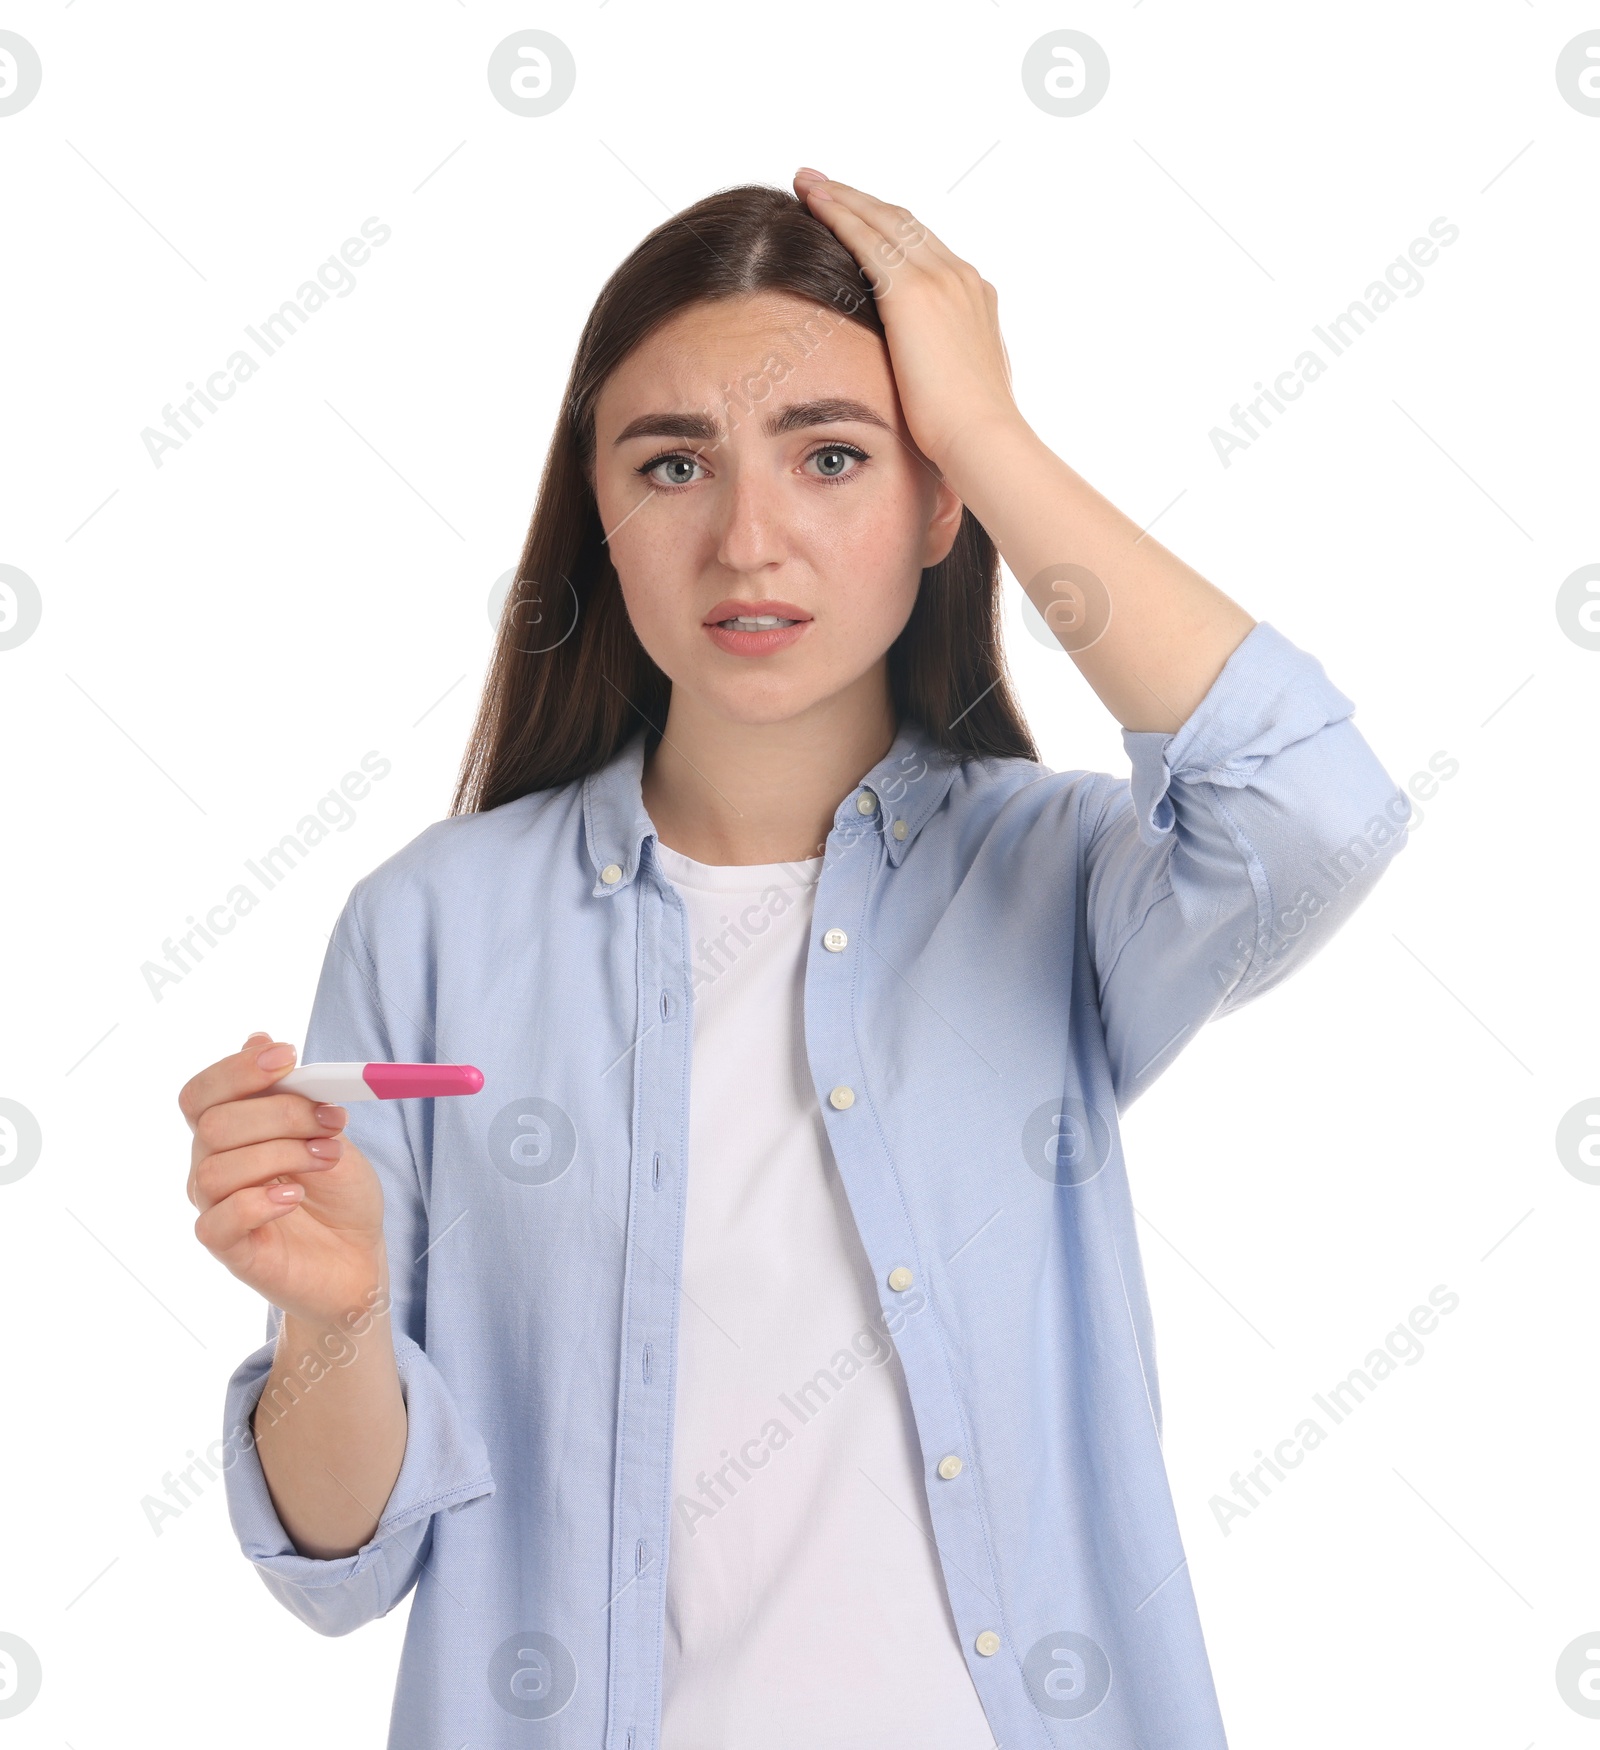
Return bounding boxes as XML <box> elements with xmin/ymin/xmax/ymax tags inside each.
<box><xmin>182</xmin><ymin>172</ymin><xmax>1409</xmax><ymax>1748</ymax></box>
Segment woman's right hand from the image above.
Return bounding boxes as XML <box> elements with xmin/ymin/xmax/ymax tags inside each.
<box><xmin>182</xmin><ymin>1031</ymin><xmax>389</xmax><ymax>1328</ymax></box>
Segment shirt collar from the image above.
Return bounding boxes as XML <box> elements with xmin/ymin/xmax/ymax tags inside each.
<box><xmin>581</xmin><ymin>716</ymin><xmax>960</xmax><ymax>896</ymax></box>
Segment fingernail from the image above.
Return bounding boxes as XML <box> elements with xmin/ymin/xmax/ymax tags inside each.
<box><xmin>314</xmin><ymin>1103</ymin><xmax>348</xmax><ymax>1130</ymax></box>
<box><xmin>243</xmin><ymin>1030</ymin><xmax>271</xmax><ymax>1047</ymax></box>
<box><xmin>257</xmin><ymin>1043</ymin><xmax>296</xmax><ymax>1069</ymax></box>
<box><xmin>266</xmin><ymin>1183</ymin><xmax>303</xmax><ymax>1203</ymax></box>
<box><xmin>306</xmin><ymin>1136</ymin><xmax>343</xmax><ymax>1160</ymax></box>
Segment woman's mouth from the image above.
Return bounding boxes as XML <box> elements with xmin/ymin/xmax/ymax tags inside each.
<box><xmin>702</xmin><ymin>600</ymin><xmax>812</xmax><ymax>657</ymax></box>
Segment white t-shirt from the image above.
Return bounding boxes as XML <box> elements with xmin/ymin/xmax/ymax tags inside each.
<box><xmin>654</xmin><ymin>841</ymin><xmax>995</xmax><ymax>1747</ymax></box>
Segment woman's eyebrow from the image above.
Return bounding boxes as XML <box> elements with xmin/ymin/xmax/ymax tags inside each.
<box><xmin>611</xmin><ymin>397</ymin><xmax>893</xmax><ymax>446</ymax></box>
<box><xmin>764</xmin><ymin>397</ymin><xmax>893</xmax><ymax>438</ymax></box>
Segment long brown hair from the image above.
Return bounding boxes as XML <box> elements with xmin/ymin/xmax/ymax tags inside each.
<box><xmin>449</xmin><ymin>182</ymin><xmax>1038</xmax><ymax>817</ymax></box>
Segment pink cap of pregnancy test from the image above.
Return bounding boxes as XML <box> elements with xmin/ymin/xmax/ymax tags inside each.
<box><xmin>362</xmin><ymin>1063</ymin><xmax>485</xmax><ymax>1099</ymax></box>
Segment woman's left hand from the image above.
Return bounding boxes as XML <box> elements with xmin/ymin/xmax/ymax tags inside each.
<box><xmin>793</xmin><ymin>168</ymin><xmax>1023</xmax><ymax>476</ymax></box>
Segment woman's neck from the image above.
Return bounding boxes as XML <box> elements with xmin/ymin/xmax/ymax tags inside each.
<box><xmin>640</xmin><ymin>682</ymin><xmax>897</xmax><ymax>866</ymax></box>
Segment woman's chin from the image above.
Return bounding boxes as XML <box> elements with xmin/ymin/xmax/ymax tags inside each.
<box><xmin>687</xmin><ymin>674</ymin><xmax>841</xmax><ymax>732</ymax></box>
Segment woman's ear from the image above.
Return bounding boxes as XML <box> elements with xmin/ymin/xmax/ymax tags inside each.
<box><xmin>921</xmin><ymin>476</ymin><xmax>966</xmax><ymax>569</ymax></box>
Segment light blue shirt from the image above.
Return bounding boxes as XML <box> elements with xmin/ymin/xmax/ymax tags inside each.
<box><xmin>222</xmin><ymin>620</ymin><xmax>1409</xmax><ymax>1747</ymax></box>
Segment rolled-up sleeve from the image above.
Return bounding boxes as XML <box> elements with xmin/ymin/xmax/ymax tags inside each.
<box><xmin>219</xmin><ymin>882</ymin><xmax>495</xmax><ymax>1636</ymax></box>
<box><xmin>1083</xmin><ymin>620</ymin><xmax>1410</xmax><ymax>1109</ymax></box>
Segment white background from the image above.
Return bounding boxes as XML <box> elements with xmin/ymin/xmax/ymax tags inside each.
<box><xmin>2</xmin><ymin>1</ymin><xmax>1596</xmax><ymax>1744</ymax></box>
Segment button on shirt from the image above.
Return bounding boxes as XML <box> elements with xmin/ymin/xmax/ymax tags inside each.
<box><xmin>221</xmin><ymin>621</ymin><xmax>1410</xmax><ymax>1748</ymax></box>
<box><xmin>650</xmin><ymin>842</ymin><xmax>995</xmax><ymax>1744</ymax></box>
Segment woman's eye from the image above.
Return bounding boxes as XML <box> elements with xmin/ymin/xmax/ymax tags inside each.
<box><xmin>806</xmin><ymin>444</ymin><xmax>866</xmax><ymax>482</ymax></box>
<box><xmin>643</xmin><ymin>454</ymin><xmax>705</xmax><ymax>489</ymax></box>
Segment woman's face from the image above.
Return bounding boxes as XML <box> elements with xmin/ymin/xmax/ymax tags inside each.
<box><xmin>589</xmin><ymin>290</ymin><xmax>964</xmax><ymax>730</ymax></box>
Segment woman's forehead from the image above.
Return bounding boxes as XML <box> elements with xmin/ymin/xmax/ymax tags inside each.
<box><xmin>596</xmin><ymin>300</ymin><xmax>893</xmax><ymax>430</ymax></box>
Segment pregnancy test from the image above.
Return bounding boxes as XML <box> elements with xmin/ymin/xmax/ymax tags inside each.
<box><xmin>274</xmin><ymin>1062</ymin><xmax>485</xmax><ymax>1102</ymax></box>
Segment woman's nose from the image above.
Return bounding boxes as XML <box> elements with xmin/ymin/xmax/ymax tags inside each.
<box><xmin>713</xmin><ymin>467</ymin><xmax>792</xmax><ymax>573</ymax></box>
